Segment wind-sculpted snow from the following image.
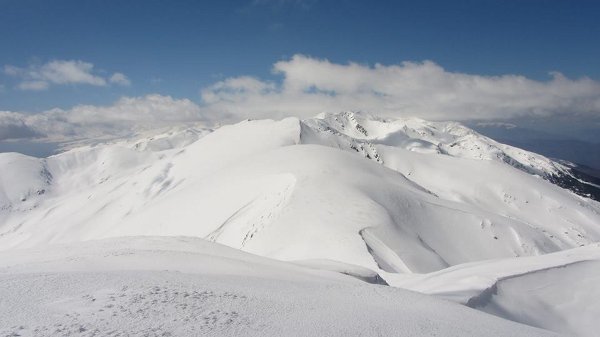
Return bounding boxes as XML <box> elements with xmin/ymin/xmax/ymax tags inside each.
<box><xmin>0</xmin><ymin>237</ymin><xmax>558</xmax><ymax>337</ymax></box>
<box><xmin>389</xmin><ymin>244</ymin><xmax>600</xmax><ymax>337</ymax></box>
<box><xmin>0</xmin><ymin>112</ymin><xmax>599</xmax><ymax>335</ymax></box>
<box><xmin>475</xmin><ymin>260</ymin><xmax>600</xmax><ymax>337</ymax></box>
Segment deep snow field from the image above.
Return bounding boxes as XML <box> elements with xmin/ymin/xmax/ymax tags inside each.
<box><xmin>1</xmin><ymin>112</ymin><xmax>599</xmax><ymax>336</ymax></box>
<box><xmin>0</xmin><ymin>236</ymin><xmax>559</xmax><ymax>337</ymax></box>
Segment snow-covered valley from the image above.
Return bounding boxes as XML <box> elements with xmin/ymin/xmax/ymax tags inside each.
<box><xmin>1</xmin><ymin>112</ymin><xmax>599</xmax><ymax>336</ymax></box>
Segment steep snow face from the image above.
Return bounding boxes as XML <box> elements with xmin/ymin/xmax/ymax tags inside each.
<box><xmin>476</xmin><ymin>260</ymin><xmax>600</xmax><ymax>337</ymax></box>
<box><xmin>0</xmin><ymin>236</ymin><xmax>557</xmax><ymax>337</ymax></box>
<box><xmin>389</xmin><ymin>243</ymin><xmax>600</xmax><ymax>337</ymax></box>
<box><xmin>0</xmin><ymin>153</ymin><xmax>51</xmax><ymax>210</ymax></box>
<box><xmin>1</xmin><ymin>114</ymin><xmax>599</xmax><ymax>273</ymax></box>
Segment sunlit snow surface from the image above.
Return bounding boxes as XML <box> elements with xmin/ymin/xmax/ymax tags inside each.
<box><xmin>0</xmin><ymin>237</ymin><xmax>559</xmax><ymax>337</ymax></box>
<box><xmin>1</xmin><ymin>112</ymin><xmax>599</xmax><ymax>336</ymax></box>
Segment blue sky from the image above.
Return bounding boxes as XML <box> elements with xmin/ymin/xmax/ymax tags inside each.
<box><xmin>0</xmin><ymin>0</ymin><xmax>599</xmax><ymax>149</ymax></box>
<box><xmin>2</xmin><ymin>0</ymin><xmax>600</xmax><ymax>111</ymax></box>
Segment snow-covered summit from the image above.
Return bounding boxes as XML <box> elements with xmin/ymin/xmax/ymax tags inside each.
<box><xmin>305</xmin><ymin>111</ymin><xmax>564</xmax><ymax>176</ymax></box>
<box><xmin>303</xmin><ymin>111</ymin><xmax>600</xmax><ymax>200</ymax></box>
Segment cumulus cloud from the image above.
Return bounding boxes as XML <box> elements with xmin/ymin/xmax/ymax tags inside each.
<box><xmin>3</xmin><ymin>60</ymin><xmax>130</xmax><ymax>90</ymax></box>
<box><xmin>0</xmin><ymin>95</ymin><xmax>204</xmax><ymax>141</ymax></box>
<box><xmin>201</xmin><ymin>55</ymin><xmax>600</xmax><ymax>121</ymax></box>
<box><xmin>1</xmin><ymin>55</ymin><xmax>600</xmax><ymax>143</ymax></box>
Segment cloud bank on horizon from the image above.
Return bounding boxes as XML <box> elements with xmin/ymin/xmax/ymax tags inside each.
<box><xmin>1</xmin><ymin>55</ymin><xmax>599</xmax><ymax>142</ymax></box>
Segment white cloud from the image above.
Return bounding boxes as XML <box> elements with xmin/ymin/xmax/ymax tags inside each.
<box><xmin>201</xmin><ymin>76</ymin><xmax>276</xmax><ymax>103</ymax></box>
<box><xmin>0</xmin><ymin>111</ymin><xmax>42</xmax><ymax>140</ymax></box>
<box><xmin>3</xmin><ymin>65</ymin><xmax>21</xmax><ymax>77</ymax></box>
<box><xmin>0</xmin><ymin>95</ymin><xmax>204</xmax><ymax>141</ymax></box>
<box><xmin>200</xmin><ymin>55</ymin><xmax>600</xmax><ymax>121</ymax></box>
<box><xmin>39</xmin><ymin>60</ymin><xmax>106</xmax><ymax>86</ymax></box>
<box><xmin>1</xmin><ymin>55</ymin><xmax>599</xmax><ymax>143</ymax></box>
<box><xmin>109</xmin><ymin>72</ymin><xmax>131</xmax><ymax>86</ymax></box>
<box><xmin>3</xmin><ymin>60</ymin><xmax>129</xmax><ymax>90</ymax></box>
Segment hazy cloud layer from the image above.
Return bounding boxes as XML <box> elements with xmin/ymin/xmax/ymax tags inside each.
<box><xmin>0</xmin><ymin>111</ymin><xmax>43</xmax><ymax>140</ymax></box>
<box><xmin>3</xmin><ymin>60</ymin><xmax>130</xmax><ymax>90</ymax></box>
<box><xmin>202</xmin><ymin>55</ymin><xmax>600</xmax><ymax>121</ymax></box>
<box><xmin>0</xmin><ymin>95</ymin><xmax>203</xmax><ymax>141</ymax></box>
<box><xmin>1</xmin><ymin>55</ymin><xmax>599</xmax><ymax>142</ymax></box>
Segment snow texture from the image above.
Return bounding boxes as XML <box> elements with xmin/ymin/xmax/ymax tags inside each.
<box><xmin>1</xmin><ymin>112</ymin><xmax>599</xmax><ymax>336</ymax></box>
<box><xmin>0</xmin><ymin>237</ymin><xmax>558</xmax><ymax>337</ymax></box>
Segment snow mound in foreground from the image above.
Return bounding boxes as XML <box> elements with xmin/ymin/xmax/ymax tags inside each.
<box><xmin>390</xmin><ymin>243</ymin><xmax>600</xmax><ymax>337</ymax></box>
<box><xmin>0</xmin><ymin>236</ymin><xmax>557</xmax><ymax>337</ymax></box>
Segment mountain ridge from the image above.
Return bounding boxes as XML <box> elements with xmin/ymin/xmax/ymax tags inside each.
<box><xmin>2</xmin><ymin>112</ymin><xmax>600</xmax><ymax>336</ymax></box>
<box><xmin>2</xmin><ymin>112</ymin><xmax>598</xmax><ymax>265</ymax></box>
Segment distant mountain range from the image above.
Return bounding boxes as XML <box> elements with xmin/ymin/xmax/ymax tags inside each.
<box><xmin>469</xmin><ymin>121</ymin><xmax>600</xmax><ymax>171</ymax></box>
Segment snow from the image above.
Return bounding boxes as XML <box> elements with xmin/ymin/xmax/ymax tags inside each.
<box><xmin>0</xmin><ymin>152</ymin><xmax>51</xmax><ymax>209</ymax></box>
<box><xmin>0</xmin><ymin>236</ymin><xmax>558</xmax><ymax>337</ymax></box>
<box><xmin>1</xmin><ymin>111</ymin><xmax>599</xmax><ymax>336</ymax></box>
<box><xmin>477</xmin><ymin>260</ymin><xmax>600</xmax><ymax>337</ymax></box>
<box><xmin>387</xmin><ymin>244</ymin><xmax>600</xmax><ymax>337</ymax></box>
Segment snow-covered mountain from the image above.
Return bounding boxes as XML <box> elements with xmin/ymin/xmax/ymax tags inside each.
<box><xmin>1</xmin><ymin>112</ymin><xmax>599</xmax><ymax>336</ymax></box>
<box><xmin>304</xmin><ymin>112</ymin><xmax>600</xmax><ymax>200</ymax></box>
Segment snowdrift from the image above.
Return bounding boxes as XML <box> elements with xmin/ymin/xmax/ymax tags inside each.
<box><xmin>0</xmin><ymin>236</ymin><xmax>557</xmax><ymax>337</ymax></box>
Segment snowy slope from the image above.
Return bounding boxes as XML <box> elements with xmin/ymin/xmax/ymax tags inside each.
<box><xmin>0</xmin><ymin>152</ymin><xmax>51</xmax><ymax>211</ymax></box>
<box><xmin>1</xmin><ymin>112</ymin><xmax>599</xmax><ymax>335</ymax></box>
<box><xmin>0</xmin><ymin>236</ymin><xmax>557</xmax><ymax>337</ymax></box>
<box><xmin>303</xmin><ymin>112</ymin><xmax>600</xmax><ymax>200</ymax></box>
<box><xmin>1</xmin><ymin>114</ymin><xmax>598</xmax><ymax>271</ymax></box>
<box><xmin>389</xmin><ymin>243</ymin><xmax>600</xmax><ymax>337</ymax></box>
